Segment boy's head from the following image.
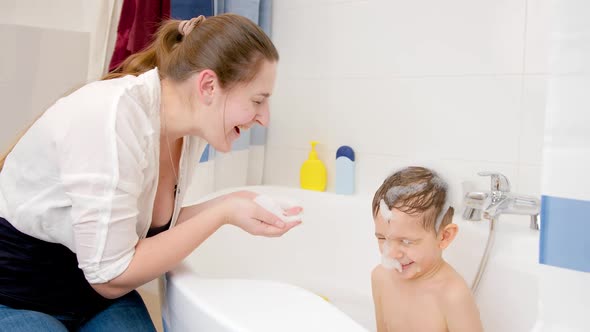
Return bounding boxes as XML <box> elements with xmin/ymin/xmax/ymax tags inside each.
<box><xmin>371</xmin><ymin>166</ymin><xmax>458</xmax><ymax>280</ymax></box>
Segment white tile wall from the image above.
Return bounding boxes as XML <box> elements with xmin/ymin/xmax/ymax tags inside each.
<box><xmin>525</xmin><ymin>0</ymin><xmax>550</xmax><ymax>73</ymax></box>
<box><xmin>536</xmin><ymin>264</ymin><xmax>590</xmax><ymax>331</ymax></box>
<box><xmin>274</xmin><ymin>0</ymin><xmax>526</xmax><ymax>78</ymax></box>
<box><xmin>537</xmin><ymin>2</ymin><xmax>590</xmax><ymax>329</ymax></box>
<box><xmin>270</xmin><ymin>76</ymin><xmax>523</xmax><ymax>159</ymax></box>
<box><xmin>542</xmin><ymin>73</ymin><xmax>590</xmax><ymax>200</ymax></box>
<box><xmin>266</xmin><ymin>0</ymin><xmax>548</xmax><ymax>200</ymax></box>
<box><xmin>546</xmin><ymin>0</ymin><xmax>590</xmax><ymax>75</ymax></box>
<box><xmin>517</xmin><ymin>164</ymin><xmax>543</xmax><ymax>197</ymax></box>
<box><xmin>368</xmin><ymin>0</ymin><xmax>526</xmax><ymax>77</ymax></box>
<box><xmin>519</xmin><ymin>75</ymin><xmax>547</xmax><ymax>166</ymax></box>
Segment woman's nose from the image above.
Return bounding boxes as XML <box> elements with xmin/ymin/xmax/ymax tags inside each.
<box><xmin>256</xmin><ymin>106</ymin><xmax>270</xmax><ymax>127</ymax></box>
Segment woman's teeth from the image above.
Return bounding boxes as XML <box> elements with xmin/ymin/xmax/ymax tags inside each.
<box><xmin>236</xmin><ymin>125</ymin><xmax>251</xmax><ymax>134</ymax></box>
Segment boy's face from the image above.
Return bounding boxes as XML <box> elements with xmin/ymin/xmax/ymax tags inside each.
<box><xmin>374</xmin><ymin>207</ymin><xmax>445</xmax><ymax>280</ymax></box>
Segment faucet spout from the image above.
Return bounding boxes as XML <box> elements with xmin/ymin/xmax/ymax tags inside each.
<box><xmin>483</xmin><ymin>193</ymin><xmax>540</xmax><ymax>220</ymax></box>
<box><xmin>462</xmin><ymin>191</ymin><xmax>488</xmax><ymax>221</ymax></box>
<box><xmin>463</xmin><ymin>172</ymin><xmax>541</xmax><ymax>230</ymax></box>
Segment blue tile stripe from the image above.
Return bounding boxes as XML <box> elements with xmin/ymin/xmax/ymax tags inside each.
<box><xmin>231</xmin><ymin>130</ymin><xmax>251</xmax><ymax>151</ymax></box>
<box><xmin>250</xmin><ymin>124</ymin><xmax>267</xmax><ymax>146</ymax></box>
<box><xmin>199</xmin><ymin>144</ymin><xmax>210</xmax><ymax>162</ymax></box>
<box><xmin>171</xmin><ymin>0</ymin><xmax>213</xmax><ymax>19</ymax></box>
<box><xmin>540</xmin><ymin>195</ymin><xmax>590</xmax><ymax>272</ymax></box>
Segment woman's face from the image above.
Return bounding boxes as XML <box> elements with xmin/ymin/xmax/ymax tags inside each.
<box><xmin>206</xmin><ymin>60</ymin><xmax>277</xmax><ymax>153</ymax></box>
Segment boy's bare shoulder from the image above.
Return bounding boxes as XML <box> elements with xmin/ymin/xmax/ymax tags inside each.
<box><xmin>438</xmin><ymin>263</ymin><xmax>484</xmax><ymax>331</ymax></box>
<box><xmin>371</xmin><ymin>265</ymin><xmax>384</xmax><ymax>282</ymax></box>
<box><xmin>438</xmin><ymin>263</ymin><xmax>473</xmax><ymax>306</ymax></box>
<box><xmin>371</xmin><ymin>265</ymin><xmax>391</xmax><ymax>287</ymax></box>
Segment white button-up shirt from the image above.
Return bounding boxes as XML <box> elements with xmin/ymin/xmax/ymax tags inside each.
<box><xmin>0</xmin><ymin>68</ymin><xmax>206</xmax><ymax>284</ymax></box>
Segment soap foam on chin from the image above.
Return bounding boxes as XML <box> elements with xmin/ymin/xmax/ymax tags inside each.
<box><xmin>254</xmin><ymin>194</ymin><xmax>303</xmax><ymax>223</ymax></box>
<box><xmin>381</xmin><ymin>255</ymin><xmax>402</xmax><ymax>273</ymax></box>
<box><xmin>381</xmin><ymin>242</ymin><xmax>402</xmax><ymax>273</ymax></box>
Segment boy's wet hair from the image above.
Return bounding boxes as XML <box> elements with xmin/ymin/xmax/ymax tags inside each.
<box><xmin>372</xmin><ymin>166</ymin><xmax>454</xmax><ymax>233</ymax></box>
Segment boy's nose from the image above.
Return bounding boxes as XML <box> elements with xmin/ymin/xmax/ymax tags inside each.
<box><xmin>385</xmin><ymin>240</ymin><xmax>404</xmax><ymax>258</ymax></box>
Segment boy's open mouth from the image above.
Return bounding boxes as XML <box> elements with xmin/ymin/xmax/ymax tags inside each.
<box><xmin>402</xmin><ymin>262</ymin><xmax>414</xmax><ymax>270</ymax></box>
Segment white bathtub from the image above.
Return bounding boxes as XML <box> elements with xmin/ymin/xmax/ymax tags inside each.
<box><xmin>162</xmin><ymin>186</ymin><xmax>541</xmax><ymax>332</ymax></box>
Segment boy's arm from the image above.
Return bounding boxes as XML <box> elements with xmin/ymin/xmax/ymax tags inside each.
<box><xmin>371</xmin><ymin>267</ymin><xmax>387</xmax><ymax>332</ymax></box>
<box><xmin>444</xmin><ymin>283</ymin><xmax>484</xmax><ymax>332</ymax></box>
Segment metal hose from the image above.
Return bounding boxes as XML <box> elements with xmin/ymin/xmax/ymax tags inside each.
<box><xmin>471</xmin><ymin>217</ymin><xmax>496</xmax><ymax>295</ymax></box>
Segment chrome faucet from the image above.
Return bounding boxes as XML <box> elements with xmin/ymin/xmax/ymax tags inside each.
<box><xmin>463</xmin><ymin>172</ymin><xmax>541</xmax><ymax>230</ymax></box>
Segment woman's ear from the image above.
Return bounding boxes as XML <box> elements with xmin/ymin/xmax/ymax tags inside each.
<box><xmin>196</xmin><ymin>69</ymin><xmax>218</xmax><ymax>105</ymax></box>
<box><xmin>438</xmin><ymin>223</ymin><xmax>458</xmax><ymax>249</ymax></box>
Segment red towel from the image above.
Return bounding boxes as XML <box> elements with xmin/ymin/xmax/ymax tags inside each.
<box><xmin>109</xmin><ymin>0</ymin><xmax>171</xmax><ymax>71</ymax></box>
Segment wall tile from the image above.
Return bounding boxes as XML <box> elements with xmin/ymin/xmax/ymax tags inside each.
<box><xmin>519</xmin><ymin>75</ymin><xmax>547</xmax><ymax>165</ymax></box>
<box><xmin>525</xmin><ymin>0</ymin><xmax>550</xmax><ymax>73</ymax></box>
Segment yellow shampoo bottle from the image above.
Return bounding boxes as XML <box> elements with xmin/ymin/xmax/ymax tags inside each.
<box><xmin>300</xmin><ymin>141</ymin><xmax>327</xmax><ymax>191</ymax></box>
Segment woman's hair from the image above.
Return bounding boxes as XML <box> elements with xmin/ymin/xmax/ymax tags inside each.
<box><xmin>103</xmin><ymin>14</ymin><xmax>279</xmax><ymax>88</ymax></box>
<box><xmin>1</xmin><ymin>14</ymin><xmax>279</xmax><ymax>171</ymax></box>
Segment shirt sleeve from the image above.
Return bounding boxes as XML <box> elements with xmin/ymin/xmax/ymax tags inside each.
<box><xmin>58</xmin><ymin>91</ymin><xmax>152</xmax><ymax>284</ymax></box>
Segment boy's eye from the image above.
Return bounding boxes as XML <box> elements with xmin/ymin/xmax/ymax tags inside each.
<box><xmin>401</xmin><ymin>239</ymin><xmax>413</xmax><ymax>245</ymax></box>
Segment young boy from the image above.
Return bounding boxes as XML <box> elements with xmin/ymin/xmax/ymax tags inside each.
<box><xmin>371</xmin><ymin>167</ymin><xmax>483</xmax><ymax>332</ymax></box>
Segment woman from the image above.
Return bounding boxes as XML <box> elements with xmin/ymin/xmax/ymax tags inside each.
<box><xmin>0</xmin><ymin>14</ymin><xmax>301</xmax><ymax>331</ymax></box>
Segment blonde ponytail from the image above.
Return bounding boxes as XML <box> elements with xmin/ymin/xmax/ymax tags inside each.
<box><xmin>103</xmin><ymin>20</ymin><xmax>185</xmax><ymax>80</ymax></box>
<box><xmin>104</xmin><ymin>14</ymin><xmax>279</xmax><ymax>89</ymax></box>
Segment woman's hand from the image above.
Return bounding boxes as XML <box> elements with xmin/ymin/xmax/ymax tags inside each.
<box><xmin>220</xmin><ymin>191</ymin><xmax>302</xmax><ymax>237</ymax></box>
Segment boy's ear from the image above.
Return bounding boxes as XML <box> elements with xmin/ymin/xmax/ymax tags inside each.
<box><xmin>438</xmin><ymin>223</ymin><xmax>458</xmax><ymax>249</ymax></box>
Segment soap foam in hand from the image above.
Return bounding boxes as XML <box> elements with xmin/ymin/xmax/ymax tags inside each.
<box><xmin>254</xmin><ymin>194</ymin><xmax>303</xmax><ymax>223</ymax></box>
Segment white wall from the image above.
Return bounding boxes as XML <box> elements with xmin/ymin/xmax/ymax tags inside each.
<box><xmin>0</xmin><ymin>24</ymin><xmax>89</xmax><ymax>152</ymax></box>
<box><xmin>0</xmin><ymin>1</ymin><xmax>122</xmax><ymax>81</ymax></box>
<box><xmin>0</xmin><ymin>1</ymin><xmax>122</xmax><ymax>152</ymax></box>
<box><xmin>265</xmin><ymin>0</ymin><xmax>549</xmax><ymax>206</ymax></box>
<box><xmin>534</xmin><ymin>0</ymin><xmax>590</xmax><ymax>330</ymax></box>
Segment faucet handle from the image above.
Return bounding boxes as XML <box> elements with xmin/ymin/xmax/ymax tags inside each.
<box><xmin>477</xmin><ymin>171</ymin><xmax>511</xmax><ymax>192</ymax></box>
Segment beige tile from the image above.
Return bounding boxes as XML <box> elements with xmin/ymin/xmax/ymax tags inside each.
<box><xmin>138</xmin><ymin>289</ymin><xmax>163</xmax><ymax>332</ymax></box>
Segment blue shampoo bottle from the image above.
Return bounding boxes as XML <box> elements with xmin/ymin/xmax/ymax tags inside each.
<box><xmin>335</xmin><ymin>146</ymin><xmax>355</xmax><ymax>195</ymax></box>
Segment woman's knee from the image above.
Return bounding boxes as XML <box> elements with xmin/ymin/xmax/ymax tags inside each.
<box><xmin>0</xmin><ymin>305</ymin><xmax>68</xmax><ymax>332</ymax></box>
<box><xmin>78</xmin><ymin>291</ymin><xmax>156</xmax><ymax>332</ymax></box>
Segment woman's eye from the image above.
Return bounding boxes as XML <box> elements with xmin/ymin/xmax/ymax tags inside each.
<box><xmin>253</xmin><ymin>100</ymin><xmax>263</xmax><ymax>105</ymax></box>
